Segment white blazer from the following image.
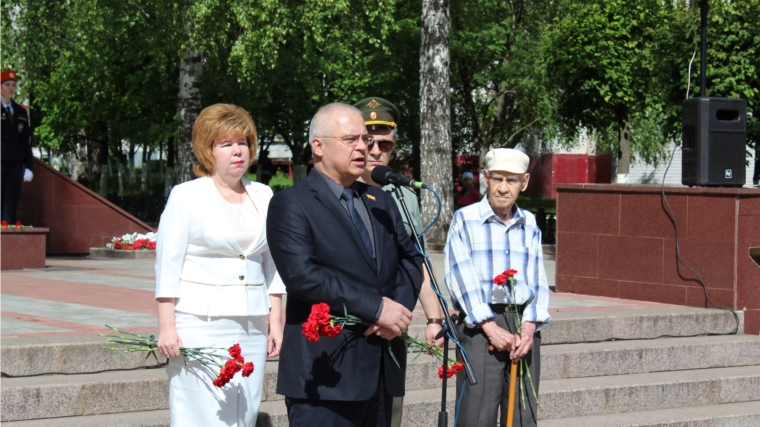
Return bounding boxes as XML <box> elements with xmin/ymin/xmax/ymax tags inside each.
<box><xmin>155</xmin><ymin>177</ymin><xmax>286</xmax><ymax>317</ymax></box>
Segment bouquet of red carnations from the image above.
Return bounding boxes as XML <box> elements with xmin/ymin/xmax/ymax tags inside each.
<box><xmin>491</xmin><ymin>269</ymin><xmax>539</xmax><ymax>408</ymax></box>
<box><xmin>100</xmin><ymin>326</ymin><xmax>253</xmax><ymax>387</ymax></box>
<box><xmin>302</xmin><ymin>303</ymin><xmax>464</xmax><ymax>379</ymax></box>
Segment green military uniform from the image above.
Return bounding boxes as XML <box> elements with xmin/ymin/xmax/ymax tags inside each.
<box><xmin>355</xmin><ymin>97</ymin><xmax>427</xmax><ymax>427</ymax></box>
<box><xmin>383</xmin><ymin>184</ymin><xmax>427</xmax><ymax>253</ymax></box>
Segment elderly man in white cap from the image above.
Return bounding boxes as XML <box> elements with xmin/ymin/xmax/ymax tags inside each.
<box><xmin>444</xmin><ymin>148</ymin><xmax>550</xmax><ymax>427</ymax></box>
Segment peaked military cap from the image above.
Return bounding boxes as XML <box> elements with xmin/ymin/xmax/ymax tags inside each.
<box><xmin>353</xmin><ymin>97</ymin><xmax>400</xmax><ymax>130</ymax></box>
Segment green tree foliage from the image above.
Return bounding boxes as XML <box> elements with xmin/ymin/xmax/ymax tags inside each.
<box><xmin>545</xmin><ymin>0</ymin><xmax>759</xmax><ymax>170</ymax></box>
<box><xmin>189</xmin><ymin>0</ymin><xmax>407</xmax><ymax>177</ymax></box>
<box><xmin>693</xmin><ymin>0</ymin><xmax>758</xmax><ymax>150</ymax></box>
<box><xmin>2</xmin><ymin>0</ymin><xmax>182</xmax><ymax>183</ymax></box>
<box><xmin>450</xmin><ymin>0</ymin><xmax>560</xmax><ymax>163</ymax></box>
<box><xmin>544</xmin><ymin>0</ymin><xmax>673</xmax><ymax>169</ymax></box>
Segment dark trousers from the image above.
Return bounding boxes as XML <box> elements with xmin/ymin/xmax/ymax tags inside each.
<box><xmin>1</xmin><ymin>162</ymin><xmax>24</xmax><ymax>223</ymax></box>
<box><xmin>455</xmin><ymin>306</ymin><xmax>541</xmax><ymax>427</ymax></box>
<box><xmin>286</xmin><ymin>365</ymin><xmax>393</xmax><ymax>427</ymax></box>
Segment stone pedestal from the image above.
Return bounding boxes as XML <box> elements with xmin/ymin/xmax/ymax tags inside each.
<box><xmin>1</xmin><ymin>227</ymin><xmax>49</xmax><ymax>270</ymax></box>
<box><xmin>89</xmin><ymin>247</ymin><xmax>156</xmax><ymax>260</ymax></box>
<box><xmin>555</xmin><ymin>184</ymin><xmax>760</xmax><ymax>334</ymax></box>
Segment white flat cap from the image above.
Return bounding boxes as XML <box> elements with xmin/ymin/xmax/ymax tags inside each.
<box><xmin>485</xmin><ymin>148</ymin><xmax>529</xmax><ymax>173</ymax></box>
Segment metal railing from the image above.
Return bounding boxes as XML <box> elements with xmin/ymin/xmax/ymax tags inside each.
<box><xmin>106</xmin><ymin>195</ymin><xmax>167</xmax><ymax>226</ymax></box>
<box><xmin>534</xmin><ymin>207</ymin><xmax>556</xmax><ymax>245</ymax></box>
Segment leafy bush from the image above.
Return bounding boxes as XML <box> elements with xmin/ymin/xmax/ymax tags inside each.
<box><xmin>269</xmin><ymin>170</ymin><xmax>293</xmax><ymax>193</ymax></box>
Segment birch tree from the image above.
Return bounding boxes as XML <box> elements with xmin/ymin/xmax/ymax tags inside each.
<box><xmin>419</xmin><ymin>0</ymin><xmax>453</xmax><ymax>242</ymax></box>
<box><xmin>176</xmin><ymin>0</ymin><xmax>201</xmax><ymax>184</ymax></box>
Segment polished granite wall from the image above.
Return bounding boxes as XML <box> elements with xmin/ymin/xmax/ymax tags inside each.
<box><xmin>16</xmin><ymin>158</ymin><xmax>153</xmax><ymax>254</ymax></box>
<box><xmin>555</xmin><ymin>184</ymin><xmax>760</xmax><ymax>334</ymax></box>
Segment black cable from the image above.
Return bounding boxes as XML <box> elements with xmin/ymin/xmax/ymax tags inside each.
<box><xmin>0</xmin><ymin>363</ymin><xmax>167</xmax><ymax>378</ymax></box>
<box><xmin>659</xmin><ymin>144</ymin><xmax>740</xmax><ymax>336</ymax></box>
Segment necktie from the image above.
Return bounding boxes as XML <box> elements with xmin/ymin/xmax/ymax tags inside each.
<box><xmin>3</xmin><ymin>105</ymin><xmax>12</xmax><ymax>122</ymax></box>
<box><xmin>342</xmin><ymin>188</ymin><xmax>374</xmax><ymax>258</ymax></box>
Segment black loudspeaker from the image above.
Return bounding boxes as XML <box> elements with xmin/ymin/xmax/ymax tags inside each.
<box><xmin>682</xmin><ymin>97</ymin><xmax>746</xmax><ymax>187</ymax></box>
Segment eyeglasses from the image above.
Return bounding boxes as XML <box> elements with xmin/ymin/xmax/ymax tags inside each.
<box><xmin>488</xmin><ymin>174</ymin><xmax>524</xmax><ymax>186</ymax></box>
<box><xmin>371</xmin><ymin>139</ymin><xmax>395</xmax><ymax>152</ymax></box>
<box><xmin>318</xmin><ymin>134</ymin><xmax>374</xmax><ymax>147</ymax></box>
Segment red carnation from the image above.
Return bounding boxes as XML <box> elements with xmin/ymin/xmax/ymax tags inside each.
<box><xmin>1</xmin><ymin>220</ymin><xmax>7</xmax><ymax>228</ymax></box>
<box><xmin>438</xmin><ymin>364</ymin><xmax>455</xmax><ymax>379</ymax></box>
<box><xmin>438</xmin><ymin>362</ymin><xmax>464</xmax><ymax>379</ymax></box>
<box><xmin>113</xmin><ymin>241</ymin><xmax>122</xmax><ymax>249</ymax></box>
<box><xmin>234</xmin><ymin>355</ymin><xmax>244</xmax><ymax>365</ymax></box>
<box><xmin>309</xmin><ymin>303</ymin><xmax>332</xmax><ymax>327</ymax></box>
<box><xmin>15</xmin><ymin>221</ymin><xmax>21</xmax><ymax>227</ymax></box>
<box><xmin>493</xmin><ymin>269</ymin><xmax>518</xmax><ymax>288</ymax></box>
<box><xmin>320</xmin><ymin>324</ymin><xmax>342</xmax><ymax>338</ymax></box>
<box><xmin>228</xmin><ymin>343</ymin><xmax>242</xmax><ymax>358</ymax></box>
<box><xmin>302</xmin><ymin>319</ymin><xmax>320</xmax><ymax>342</ymax></box>
<box><xmin>492</xmin><ymin>273</ymin><xmax>508</xmax><ymax>287</ymax></box>
<box><xmin>225</xmin><ymin>359</ymin><xmax>240</xmax><ymax>373</ymax></box>
<box><xmin>242</xmin><ymin>362</ymin><xmax>254</xmax><ymax>377</ymax></box>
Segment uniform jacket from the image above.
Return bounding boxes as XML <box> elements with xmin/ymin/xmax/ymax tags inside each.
<box><xmin>1</xmin><ymin>99</ymin><xmax>33</xmax><ymax>169</ymax></box>
<box><xmin>155</xmin><ymin>177</ymin><xmax>285</xmax><ymax>317</ymax></box>
<box><xmin>267</xmin><ymin>169</ymin><xmax>423</xmax><ymax>401</ymax></box>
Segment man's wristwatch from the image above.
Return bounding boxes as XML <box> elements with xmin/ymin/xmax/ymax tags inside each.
<box><xmin>427</xmin><ymin>318</ymin><xmax>443</xmax><ymax>325</ymax></box>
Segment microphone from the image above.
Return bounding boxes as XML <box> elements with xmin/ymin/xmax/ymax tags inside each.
<box><xmin>370</xmin><ymin>166</ymin><xmax>425</xmax><ymax>189</ymax></box>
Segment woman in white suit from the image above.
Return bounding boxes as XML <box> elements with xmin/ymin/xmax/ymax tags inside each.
<box><xmin>155</xmin><ymin>103</ymin><xmax>285</xmax><ymax>426</ymax></box>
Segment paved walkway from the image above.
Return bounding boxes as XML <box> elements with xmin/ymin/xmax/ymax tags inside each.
<box><xmin>1</xmin><ymin>254</ymin><xmax>677</xmax><ymax>339</ymax></box>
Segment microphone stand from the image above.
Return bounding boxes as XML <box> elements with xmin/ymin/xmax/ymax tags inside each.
<box><xmin>390</xmin><ymin>185</ymin><xmax>477</xmax><ymax>427</ymax></box>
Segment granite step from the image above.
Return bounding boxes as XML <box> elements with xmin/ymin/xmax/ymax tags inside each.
<box><xmin>539</xmin><ymin>365</ymin><xmax>760</xmax><ymax>420</ymax></box>
<box><xmin>541</xmin><ymin>334</ymin><xmax>760</xmax><ymax>380</ymax></box>
<box><xmin>540</xmin><ymin>307</ymin><xmax>743</xmax><ymax>345</ymax></box>
<box><xmin>0</xmin><ymin>353</ymin><xmax>455</xmax><ymax>422</ymax></box>
<box><xmin>538</xmin><ymin>401</ymin><xmax>760</xmax><ymax>427</ymax></box>
<box><xmin>0</xmin><ymin>369</ymin><xmax>169</xmax><ymax>423</ymax></box>
<box><xmin>5</xmin><ymin>354</ymin><xmax>759</xmax><ymax>423</ymax></box>
<box><xmin>0</xmin><ymin>388</ymin><xmax>459</xmax><ymax>427</ymax></box>
<box><xmin>0</xmin><ymin>307</ymin><xmax>743</xmax><ymax>376</ymax></box>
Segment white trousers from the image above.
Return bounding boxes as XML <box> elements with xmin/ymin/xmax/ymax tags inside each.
<box><xmin>168</xmin><ymin>312</ymin><xmax>268</xmax><ymax>427</ymax></box>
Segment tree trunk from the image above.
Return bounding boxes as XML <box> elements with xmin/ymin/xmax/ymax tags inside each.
<box><xmin>71</xmin><ymin>142</ymin><xmax>88</xmax><ymax>184</ymax></box>
<box><xmin>128</xmin><ymin>143</ymin><xmax>137</xmax><ymax>184</ymax></box>
<box><xmin>117</xmin><ymin>161</ymin><xmax>125</xmax><ymax>196</ymax></box>
<box><xmin>86</xmin><ymin>140</ymin><xmax>94</xmax><ymax>184</ymax></box>
<box><xmin>177</xmin><ymin>5</ymin><xmax>202</xmax><ymax>185</ymax></box>
<box><xmin>165</xmin><ymin>136</ymin><xmax>176</xmax><ymax>196</ymax></box>
<box><xmin>419</xmin><ymin>0</ymin><xmax>453</xmax><ymax>243</ymax></box>
<box><xmin>616</xmin><ymin>112</ymin><xmax>631</xmax><ymax>182</ymax></box>
<box><xmin>140</xmin><ymin>144</ymin><xmax>149</xmax><ymax>193</ymax></box>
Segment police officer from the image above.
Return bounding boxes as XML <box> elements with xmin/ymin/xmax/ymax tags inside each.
<box><xmin>1</xmin><ymin>69</ymin><xmax>34</xmax><ymax>223</ymax></box>
<box><xmin>354</xmin><ymin>97</ymin><xmax>445</xmax><ymax>427</ymax></box>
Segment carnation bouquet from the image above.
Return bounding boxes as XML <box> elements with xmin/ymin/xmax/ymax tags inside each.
<box><xmin>106</xmin><ymin>231</ymin><xmax>157</xmax><ymax>250</ymax></box>
<box><xmin>1</xmin><ymin>220</ymin><xmax>31</xmax><ymax>228</ymax></box>
<box><xmin>492</xmin><ymin>269</ymin><xmax>538</xmax><ymax>409</ymax></box>
<box><xmin>100</xmin><ymin>326</ymin><xmax>253</xmax><ymax>387</ymax></box>
<box><xmin>303</xmin><ymin>303</ymin><xmax>464</xmax><ymax>379</ymax></box>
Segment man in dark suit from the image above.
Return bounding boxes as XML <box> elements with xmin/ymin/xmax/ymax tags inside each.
<box><xmin>1</xmin><ymin>69</ymin><xmax>34</xmax><ymax>224</ymax></box>
<box><xmin>267</xmin><ymin>103</ymin><xmax>423</xmax><ymax>427</ymax></box>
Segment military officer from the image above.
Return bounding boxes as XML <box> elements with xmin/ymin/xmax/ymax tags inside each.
<box><xmin>354</xmin><ymin>97</ymin><xmax>445</xmax><ymax>427</ymax></box>
<box><xmin>1</xmin><ymin>69</ymin><xmax>34</xmax><ymax>224</ymax></box>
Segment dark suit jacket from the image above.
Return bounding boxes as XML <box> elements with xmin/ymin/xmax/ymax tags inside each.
<box><xmin>267</xmin><ymin>169</ymin><xmax>423</xmax><ymax>401</ymax></box>
<box><xmin>1</xmin><ymin>100</ymin><xmax>33</xmax><ymax>169</ymax></box>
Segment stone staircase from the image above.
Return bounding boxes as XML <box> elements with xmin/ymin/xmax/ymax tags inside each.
<box><xmin>3</xmin><ymin>307</ymin><xmax>759</xmax><ymax>426</ymax></box>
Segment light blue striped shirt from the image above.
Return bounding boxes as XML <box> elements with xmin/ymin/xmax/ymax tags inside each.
<box><xmin>444</xmin><ymin>196</ymin><xmax>551</xmax><ymax>329</ymax></box>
